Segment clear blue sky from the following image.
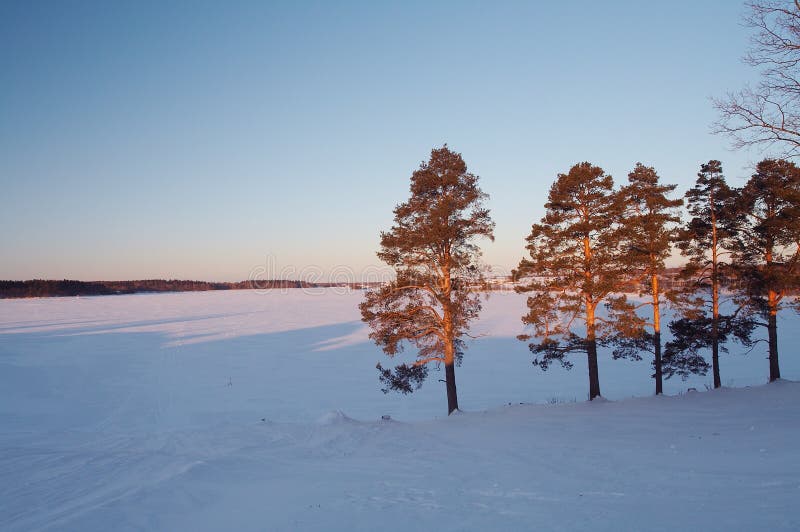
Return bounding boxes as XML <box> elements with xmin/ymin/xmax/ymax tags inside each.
<box><xmin>1</xmin><ymin>1</ymin><xmax>768</xmax><ymax>281</ymax></box>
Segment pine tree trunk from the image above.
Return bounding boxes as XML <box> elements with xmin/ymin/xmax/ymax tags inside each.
<box><xmin>711</xmin><ymin>269</ymin><xmax>721</xmax><ymax>389</ymax></box>
<box><xmin>587</xmin><ymin>338</ymin><xmax>601</xmax><ymax>400</ymax></box>
<box><xmin>445</xmin><ymin>360</ymin><xmax>459</xmax><ymax>414</ymax></box>
<box><xmin>765</xmin><ymin>225</ymin><xmax>780</xmax><ymax>382</ymax></box>
<box><xmin>441</xmin><ymin>257</ymin><xmax>459</xmax><ymax>415</ymax></box>
<box><xmin>711</xmin><ymin>324</ymin><xmax>721</xmax><ymax>389</ymax></box>
<box><xmin>710</xmin><ymin>193</ymin><xmax>721</xmax><ymax>389</ymax></box>
<box><xmin>768</xmin><ymin>310</ymin><xmax>781</xmax><ymax>382</ymax></box>
<box><xmin>443</xmin><ymin>335</ymin><xmax>459</xmax><ymax>413</ymax></box>
<box><xmin>585</xmin><ymin>299</ymin><xmax>601</xmax><ymax>400</ymax></box>
<box><xmin>442</xmin><ymin>285</ymin><xmax>459</xmax><ymax>414</ymax></box>
<box><xmin>654</xmin><ymin>331</ymin><xmax>663</xmax><ymax>395</ymax></box>
<box><xmin>652</xmin><ymin>273</ymin><xmax>663</xmax><ymax>395</ymax></box>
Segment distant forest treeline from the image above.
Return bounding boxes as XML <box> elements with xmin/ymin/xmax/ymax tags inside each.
<box><xmin>0</xmin><ymin>279</ymin><xmax>375</xmax><ymax>299</ymax></box>
<box><xmin>0</xmin><ymin>269</ymin><xmax>698</xmax><ymax>299</ymax></box>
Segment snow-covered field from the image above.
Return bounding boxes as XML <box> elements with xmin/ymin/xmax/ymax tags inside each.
<box><xmin>1</xmin><ymin>289</ymin><xmax>799</xmax><ymax>530</ymax></box>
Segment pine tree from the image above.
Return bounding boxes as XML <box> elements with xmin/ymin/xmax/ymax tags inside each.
<box><xmin>732</xmin><ymin>158</ymin><xmax>800</xmax><ymax>382</ymax></box>
<box><xmin>617</xmin><ymin>163</ymin><xmax>682</xmax><ymax>394</ymax></box>
<box><xmin>669</xmin><ymin>160</ymin><xmax>752</xmax><ymax>388</ymax></box>
<box><xmin>515</xmin><ymin>162</ymin><xmax>641</xmax><ymax>400</ymax></box>
<box><xmin>360</xmin><ymin>146</ymin><xmax>494</xmax><ymax>415</ymax></box>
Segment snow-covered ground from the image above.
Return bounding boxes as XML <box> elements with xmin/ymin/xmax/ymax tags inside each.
<box><xmin>1</xmin><ymin>289</ymin><xmax>798</xmax><ymax>530</ymax></box>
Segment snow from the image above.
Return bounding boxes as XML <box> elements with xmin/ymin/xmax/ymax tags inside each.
<box><xmin>1</xmin><ymin>289</ymin><xmax>799</xmax><ymax>530</ymax></box>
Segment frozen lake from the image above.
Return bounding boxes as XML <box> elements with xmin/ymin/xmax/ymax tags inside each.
<box><xmin>2</xmin><ymin>289</ymin><xmax>799</xmax><ymax>531</ymax></box>
<box><xmin>1</xmin><ymin>289</ymin><xmax>795</xmax><ymax>426</ymax></box>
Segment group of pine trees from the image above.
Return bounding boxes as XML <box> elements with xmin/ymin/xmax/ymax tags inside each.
<box><xmin>361</xmin><ymin>146</ymin><xmax>800</xmax><ymax>414</ymax></box>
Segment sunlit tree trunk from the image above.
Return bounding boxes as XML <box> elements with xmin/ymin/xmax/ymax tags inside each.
<box><xmin>652</xmin><ymin>272</ymin><xmax>663</xmax><ymax>395</ymax></box>
<box><xmin>767</xmin><ymin>242</ymin><xmax>781</xmax><ymax>381</ymax></box>
<box><xmin>767</xmin><ymin>297</ymin><xmax>780</xmax><ymax>382</ymax></box>
<box><xmin>443</xmin><ymin>300</ymin><xmax>459</xmax><ymax>414</ymax></box>
<box><xmin>586</xmin><ymin>298</ymin><xmax>601</xmax><ymax>400</ymax></box>
<box><xmin>442</xmin><ymin>255</ymin><xmax>459</xmax><ymax>413</ymax></box>
<box><xmin>710</xmin><ymin>193</ymin><xmax>722</xmax><ymax>389</ymax></box>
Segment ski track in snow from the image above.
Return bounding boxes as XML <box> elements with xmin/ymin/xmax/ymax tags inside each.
<box><xmin>1</xmin><ymin>289</ymin><xmax>799</xmax><ymax>530</ymax></box>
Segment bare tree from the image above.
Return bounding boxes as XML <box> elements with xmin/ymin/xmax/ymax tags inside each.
<box><xmin>714</xmin><ymin>1</ymin><xmax>800</xmax><ymax>156</ymax></box>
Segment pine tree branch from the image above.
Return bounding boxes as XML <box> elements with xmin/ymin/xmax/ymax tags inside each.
<box><xmin>413</xmin><ymin>356</ymin><xmax>445</xmax><ymax>367</ymax></box>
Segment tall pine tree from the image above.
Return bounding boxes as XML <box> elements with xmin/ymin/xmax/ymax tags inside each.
<box><xmin>617</xmin><ymin>163</ymin><xmax>682</xmax><ymax>394</ymax></box>
<box><xmin>360</xmin><ymin>146</ymin><xmax>494</xmax><ymax>415</ymax></box>
<box><xmin>515</xmin><ymin>162</ymin><xmax>640</xmax><ymax>400</ymax></box>
<box><xmin>732</xmin><ymin>158</ymin><xmax>800</xmax><ymax>382</ymax></box>
<box><xmin>669</xmin><ymin>160</ymin><xmax>752</xmax><ymax>388</ymax></box>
